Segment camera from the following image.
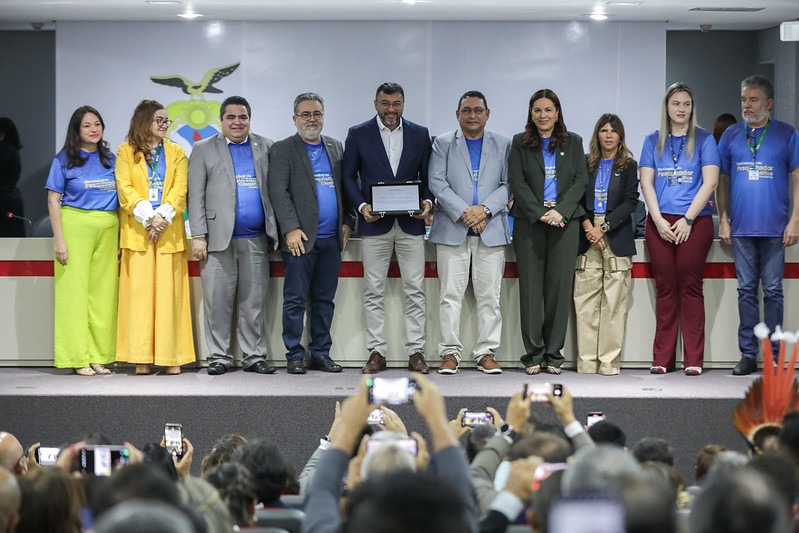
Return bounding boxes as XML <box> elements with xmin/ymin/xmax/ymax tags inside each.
<box><xmin>524</xmin><ymin>382</ymin><xmax>562</xmax><ymax>402</ymax></box>
<box><xmin>35</xmin><ymin>446</ymin><xmax>61</xmax><ymax>466</ymax></box>
<box><xmin>461</xmin><ymin>411</ymin><xmax>494</xmax><ymax>427</ymax></box>
<box><xmin>367</xmin><ymin>377</ymin><xmax>417</xmax><ymax>405</ymax></box>
<box><xmin>79</xmin><ymin>445</ymin><xmax>131</xmax><ymax>476</ymax></box>
<box><xmin>164</xmin><ymin>423</ymin><xmax>184</xmax><ymax>458</ymax></box>
<box><xmin>586</xmin><ymin>412</ymin><xmax>606</xmax><ymax>428</ymax></box>
<box><xmin>366</xmin><ymin>436</ymin><xmax>418</xmax><ymax>456</ymax></box>
<box><xmin>367</xmin><ymin>408</ymin><xmax>385</xmax><ymax>425</ymax></box>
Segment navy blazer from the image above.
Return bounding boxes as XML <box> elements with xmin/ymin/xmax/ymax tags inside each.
<box><xmin>578</xmin><ymin>159</ymin><xmax>639</xmax><ymax>257</ymax></box>
<box><xmin>342</xmin><ymin>117</ymin><xmax>433</xmax><ymax>237</ymax></box>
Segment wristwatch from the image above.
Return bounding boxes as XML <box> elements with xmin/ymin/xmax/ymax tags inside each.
<box><xmin>600</xmin><ymin>221</ymin><xmax>611</xmax><ymax>233</ymax></box>
<box><xmin>498</xmin><ymin>423</ymin><xmax>519</xmax><ymax>443</ymax></box>
<box><xmin>683</xmin><ymin>216</ymin><xmax>694</xmax><ymax>226</ymax></box>
<box><xmin>482</xmin><ymin>205</ymin><xmax>492</xmax><ymax>219</ymax></box>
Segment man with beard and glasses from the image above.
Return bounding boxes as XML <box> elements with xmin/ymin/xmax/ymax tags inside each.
<box><xmin>268</xmin><ymin>93</ymin><xmax>354</xmax><ymax>374</ymax></box>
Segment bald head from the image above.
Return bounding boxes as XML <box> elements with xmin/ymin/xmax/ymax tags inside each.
<box><xmin>0</xmin><ymin>433</ymin><xmax>24</xmax><ymax>475</ymax></box>
<box><xmin>0</xmin><ymin>466</ymin><xmax>20</xmax><ymax>533</ymax></box>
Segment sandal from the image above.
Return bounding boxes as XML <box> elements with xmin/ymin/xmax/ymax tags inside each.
<box><xmin>90</xmin><ymin>364</ymin><xmax>111</xmax><ymax>375</ymax></box>
<box><xmin>135</xmin><ymin>364</ymin><xmax>152</xmax><ymax>375</ymax></box>
<box><xmin>74</xmin><ymin>367</ymin><xmax>96</xmax><ymax>376</ymax></box>
<box><xmin>165</xmin><ymin>366</ymin><xmax>181</xmax><ymax>375</ymax></box>
<box><xmin>684</xmin><ymin>366</ymin><xmax>703</xmax><ymax>376</ymax></box>
<box><xmin>650</xmin><ymin>366</ymin><xmax>667</xmax><ymax>374</ymax></box>
<box><xmin>524</xmin><ymin>365</ymin><xmax>541</xmax><ymax>375</ymax></box>
<box><xmin>546</xmin><ymin>366</ymin><xmax>562</xmax><ymax>375</ymax></box>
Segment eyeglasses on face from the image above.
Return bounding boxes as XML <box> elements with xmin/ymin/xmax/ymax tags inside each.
<box><xmin>154</xmin><ymin>118</ymin><xmax>173</xmax><ymax>127</ymax></box>
<box><xmin>295</xmin><ymin>111</ymin><xmax>324</xmax><ymax>121</ymax></box>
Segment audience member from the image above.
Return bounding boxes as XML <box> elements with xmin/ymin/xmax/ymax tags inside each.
<box><xmin>204</xmin><ymin>461</ymin><xmax>257</xmax><ymax>527</ymax></box>
<box><xmin>587</xmin><ymin>420</ymin><xmax>627</xmax><ymax>448</ymax></box>
<box><xmin>0</xmin><ymin>466</ymin><xmax>20</xmax><ymax>533</ymax></box>
<box><xmin>16</xmin><ymin>467</ymin><xmax>83</xmax><ymax>533</ymax></box>
<box><xmin>0</xmin><ymin>432</ymin><xmax>27</xmax><ymax>476</ymax></box>
<box><xmin>561</xmin><ymin>444</ymin><xmax>641</xmax><ymax>496</ymax></box>
<box><xmin>632</xmin><ymin>436</ymin><xmax>675</xmax><ymax>465</ymax></box>
<box><xmin>232</xmin><ymin>439</ymin><xmax>295</xmax><ymax>508</ymax></box>
<box><xmin>693</xmin><ymin>443</ymin><xmax>729</xmax><ymax>485</ymax></box>
<box><xmin>94</xmin><ymin>500</ymin><xmax>195</xmax><ymax>533</ymax></box>
<box><xmin>200</xmin><ymin>434</ymin><xmax>247</xmax><ymax>477</ymax></box>
<box><xmin>177</xmin><ymin>476</ymin><xmax>236</xmax><ymax>533</ymax></box>
<box><xmin>620</xmin><ymin>470</ymin><xmax>678</xmax><ymax>533</ymax></box>
<box><xmin>778</xmin><ymin>411</ymin><xmax>799</xmax><ymax>468</ymax></box>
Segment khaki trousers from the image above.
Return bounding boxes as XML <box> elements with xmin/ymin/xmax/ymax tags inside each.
<box><xmin>573</xmin><ymin>216</ymin><xmax>632</xmax><ymax>375</ymax></box>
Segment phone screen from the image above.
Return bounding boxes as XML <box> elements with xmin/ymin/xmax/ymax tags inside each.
<box><xmin>164</xmin><ymin>424</ymin><xmax>183</xmax><ymax>457</ymax></box>
<box><xmin>549</xmin><ymin>497</ymin><xmax>624</xmax><ymax>533</ymax></box>
<box><xmin>586</xmin><ymin>412</ymin><xmax>606</xmax><ymax>428</ymax></box>
<box><xmin>462</xmin><ymin>411</ymin><xmax>494</xmax><ymax>427</ymax></box>
<box><xmin>36</xmin><ymin>446</ymin><xmax>61</xmax><ymax>466</ymax></box>
<box><xmin>80</xmin><ymin>446</ymin><xmax>130</xmax><ymax>476</ymax></box>
<box><xmin>367</xmin><ymin>409</ymin><xmax>385</xmax><ymax>425</ymax></box>
<box><xmin>368</xmin><ymin>377</ymin><xmax>416</xmax><ymax>405</ymax></box>
<box><xmin>524</xmin><ymin>382</ymin><xmax>554</xmax><ymax>402</ymax></box>
<box><xmin>366</xmin><ymin>437</ymin><xmax>418</xmax><ymax>456</ymax></box>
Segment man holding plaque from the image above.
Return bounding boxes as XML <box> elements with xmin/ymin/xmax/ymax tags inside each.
<box><xmin>268</xmin><ymin>93</ymin><xmax>354</xmax><ymax>375</ymax></box>
<box><xmin>428</xmin><ymin>90</ymin><xmax>511</xmax><ymax>375</ymax></box>
<box><xmin>342</xmin><ymin>82</ymin><xmax>433</xmax><ymax>374</ymax></box>
<box><xmin>716</xmin><ymin>75</ymin><xmax>799</xmax><ymax>376</ymax></box>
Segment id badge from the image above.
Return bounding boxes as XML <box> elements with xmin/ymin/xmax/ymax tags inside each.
<box><xmin>149</xmin><ymin>187</ymin><xmax>161</xmax><ymax>203</ymax></box>
<box><xmin>748</xmin><ymin>167</ymin><xmax>760</xmax><ymax>181</ymax></box>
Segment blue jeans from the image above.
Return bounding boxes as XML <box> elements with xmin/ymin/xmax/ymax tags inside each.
<box><xmin>732</xmin><ymin>237</ymin><xmax>784</xmax><ymax>360</ymax></box>
<box><xmin>281</xmin><ymin>237</ymin><xmax>341</xmax><ymax>361</ymax></box>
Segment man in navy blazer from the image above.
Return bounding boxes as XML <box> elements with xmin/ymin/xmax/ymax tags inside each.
<box><xmin>428</xmin><ymin>90</ymin><xmax>511</xmax><ymax>375</ymax></box>
<box><xmin>342</xmin><ymin>82</ymin><xmax>433</xmax><ymax>374</ymax></box>
<box><xmin>268</xmin><ymin>93</ymin><xmax>355</xmax><ymax>375</ymax></box>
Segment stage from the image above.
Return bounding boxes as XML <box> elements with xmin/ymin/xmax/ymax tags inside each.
<box><xmin>0</xmin><ymin>365</ymin><xmax>759</xmax><ymax>484</ymax></box>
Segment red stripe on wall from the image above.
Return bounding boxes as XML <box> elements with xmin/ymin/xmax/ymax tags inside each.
<box><xmin>3</xmin><ymin>259</ymin><xmax>799</xmax><ymax>279</ymax></box>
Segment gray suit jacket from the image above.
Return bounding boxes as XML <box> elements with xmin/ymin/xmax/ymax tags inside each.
<box><xmin>428</xmin><ymin>129</ymin><xmax>512</xmax><ymax>247</ymax></box>
<box><xmin>267</xmin><ymin>133</ymin><xmax>354</xmax><ymax>253</ymax></box>
<box><xmin>187</xmin><ymin>132</ymin><xmax>278</xmax><ymax>252</ymax></box>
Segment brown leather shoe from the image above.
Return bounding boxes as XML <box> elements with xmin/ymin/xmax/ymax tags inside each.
<box><xmin>408</xmin><ymin>351</ymin><xmax>430</xmax><ymax>374</ymax></box>
<box><xmin>362</xmin><ymin>351</ymin><xmax>387</xmax><ymax>374</ymax></box>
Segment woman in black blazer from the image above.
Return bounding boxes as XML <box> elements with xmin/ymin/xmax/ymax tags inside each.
<box><xmin>508</xmin><ymin>89</ymin><xmax>588</xmax><ymax>375</ymax></box>
<box><xmin>573</xmin><ymin>114</ymin><xmax>639</xmax><ymax>375</ymax></box>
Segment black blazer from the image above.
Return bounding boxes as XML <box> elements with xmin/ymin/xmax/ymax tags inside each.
<box><xmin>578</xmin><ymin>159</ymin><xmax>639</xmax><ymax>257</ymax></box>
<box><xmin>508</xmin><ymin>131</ymin><xmax>588</xmax><ymax>224</ymax></box>
<box><xmin>342</xmin><ymin>117</ymin><xmax>432</xmax><ymax>237</ymax></box>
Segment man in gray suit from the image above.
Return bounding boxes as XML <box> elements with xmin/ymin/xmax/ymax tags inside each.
<box><xmin>188</xmin><ymin>95</ymin><xmax>279</xmax><ymax>375</ymax></box>
<box><xmin>428</xmin><ymin>90</ymin><xmax>511</xmax><ymax>375</ymax></box>
<box><xmin>268</xmin><ymin>93</ymin><xmax>354</xmax><ymax>374</ymax></box>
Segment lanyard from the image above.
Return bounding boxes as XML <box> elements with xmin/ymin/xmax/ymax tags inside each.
<box><xmin>149</xmin><ymin>143</ymin><xmax>163</xmax><ymax>181</ymax></box>
<box><xmin>745</xmin><ymin>119</ymin><xmax>770</xmax><ymax>161</ymax></box>
<box><xmin>668</xmin><ymin>134</ymin><xmax>685</xmax><ymax>167</ymax></box>
<box><xmin>596</xmin><ymin>160</ymin><xmax>613</xmax><ymax>194</ymax></box>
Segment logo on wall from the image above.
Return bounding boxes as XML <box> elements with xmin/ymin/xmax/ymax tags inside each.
<box><xmin>150</xmin><ymin>62</ymin><xmax>240</xmax><ymax>147</ymax></box>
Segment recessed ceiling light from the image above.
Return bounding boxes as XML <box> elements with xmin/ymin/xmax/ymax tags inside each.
<box><xmin>177</xmin><ymin>12</ymin><xmax>204</xmax><ymax>18</ymax></box>
<box><xmin>147</xmin><ymin>1</ymin><xmax>182</xmax><ymax>4</ymax></box>
<box><xmin>401</xmin><ymin>0</ymin><xmax>417</xmax><ymax>4</ymax></box>
<box><xmin>606</xmin><ymin>2</ymin><xmax>642</xmax><ymax>5</ymax></box>
<box><xmin>590</xmin><ymin>13</ymin><xmax>609</xmax><ymax>20</ymax></box>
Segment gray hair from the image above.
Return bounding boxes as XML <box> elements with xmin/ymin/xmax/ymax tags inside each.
<box><xmin>562</xmin><ymin>444</ymin><xmax>641</xmax><ymax>497</ymax></box>
<box><xmin>95</xmin><ymin>500</ymin><xmax>194</xmax><ymax>533</ymax></box>
<box><xmin>293</xmin><ymin>92</ymin><xmax>324</xmax><ymax>114</ymax></box>
<box><xmin>741</xmin><ymin>74</ymin><xmax>774</xmax><ymax>100</ymax></box>
<box><xmin>360</xmin><ymin>432</ymin><xmax>416</xmax><ymax>481</ymax></box>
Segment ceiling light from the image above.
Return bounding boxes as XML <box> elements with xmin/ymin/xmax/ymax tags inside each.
<box><xmin>606</xmin><ymin>2</ymin><xmax>641</xmax><ymax>5</ymax></box>
<box><xmin>401</xmin><ymin>0</ymin><xmax>417</xmax><ymax>4</ymax></box>
<box><xmin>590</xmin><ymin>13</ymin><xmax>608</xmax><ymax>20</ymax></box>
<box><xmin>177</xmin><ymin>12</ymin><xmax>203</xmax><ymax>18</ymax></box>
<box><xmin>147</xmin><ymin>1</ymin><xmax>182</xmax><ymax>4</ymax></box>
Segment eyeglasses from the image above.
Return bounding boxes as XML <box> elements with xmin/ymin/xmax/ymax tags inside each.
<box><xmin>154</xmin><ymin>118</ymin><xmax>173</xmax><ymax>127</ymax></box>
<box><xmin>459</xmin><ymin>107</ymin><xmax>486</xmax><ymax>116</ymax></box>
<box><xmin>295</xmin><ymin>111</ymin><xmax>324</xmax><ymax>121</ymax></box>
<box><xmin>378</xmin><ymin>101</ymin><xmax>403</xmax><ymax>110</ymax></box>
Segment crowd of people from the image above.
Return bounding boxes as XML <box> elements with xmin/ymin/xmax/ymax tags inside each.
<box><xmin>2</xmin><ymin>377</ymin><xmax>799</xmax><ymax>532</ymax></box>
<box><xmin>42</xmin><ymin>74</ymin><xmax>799</xmax><ymax>378</ymax></box>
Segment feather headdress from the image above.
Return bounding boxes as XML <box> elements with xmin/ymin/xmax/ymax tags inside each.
<box><xmin>733</xmin><ymin>324</ymin><xmax>799</xmax><ymax>454</ymax></box>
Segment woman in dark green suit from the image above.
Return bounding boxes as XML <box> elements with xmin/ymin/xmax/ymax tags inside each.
<box><xmin>508</xmin><ymin>89</ymin><xmax>588</xmax><ymax>375</ymax></box>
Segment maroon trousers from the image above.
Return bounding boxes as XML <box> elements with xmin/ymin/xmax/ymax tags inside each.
<box><xmin>644</xmin><ymin>214</ymin><xmax>713</xmax><ymax>369</ymax></box>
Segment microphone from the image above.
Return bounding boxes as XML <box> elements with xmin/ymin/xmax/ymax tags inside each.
<box><xmin>6</xmin><ymin>212</ymin><xmax>32</xmax><ymax>225</ymax></box>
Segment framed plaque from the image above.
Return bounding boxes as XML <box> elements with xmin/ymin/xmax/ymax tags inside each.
<box><xmin>370</xmin><ymin>181</ymin><xmax>422</xmax><ymax>216</ymax></box>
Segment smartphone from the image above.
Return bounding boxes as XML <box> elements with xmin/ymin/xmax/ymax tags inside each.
<box><xmin>462</xmin><ymin>411</ymin><xmax>494</xmax><ymax>427</ymax></box>
<box><xmin>367</xmin><ymin>408</ymin><xmax>385</xmax><ymax>425</ymax></box>
<box><xmin>548</xmin><ymin>497</ymin><xmax>625</xmax><ymax>533</ymax></box>
<box><xmin>35</xmin><ymin>446</ymin><xmax>61</xmax><ymax>466</ymax></box>
<box><xmin>79</xmin><ymin>445</ymin><xmax>131</xmax><ymax>476</ymax></box>
<box><xmin>366</xmin><ymin>437</ymin><xmax>418</xmax><ymax>456</ymax></box>
<box><xmin>367</xmin><ymin>377</ymin><xmax>417</xmax><ymax>405</ymax></box>
<box><xmin>586</xmin><ymin>412</ymin><xmax>606</xmax><ymax>428</ymax></box>
<box><xmin>533</xmin><ymin>462</ymin><xmax>569</xmax><ymax>484</ymax></box>
<box><xmin>524</xmin><ymin>382</ymin><xmax>552</xmax><ymax>402</ymax></box>
<box><xmin>164</xmin><ymin>423</ymin><xmax>184</xmax><ymax>458</ymax></box>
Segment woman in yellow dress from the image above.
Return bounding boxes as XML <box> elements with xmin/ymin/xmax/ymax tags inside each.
<box><xmin>115</xmin><ymin>99</ymin><xmax>195</xmax><ymax>375</ymax></box>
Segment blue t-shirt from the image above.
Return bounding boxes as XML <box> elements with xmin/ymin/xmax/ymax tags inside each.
<box><xmin>465</xmin><ymin>137</ymin><xmax>483</xmax><ymax>237</ymax></box>
<box><xmin>229</xmin><ymin>140</ymin><xmax>265</xmax><ymax>239</ymax></box>
<box><xmin>541</xmin><ymin>138</ymin><xmax>557</xmax><ymax>202</ymax></box>
<box><xmin>305</xmin><ymin>141</ymin><xmax>338</xmax><ymax>239</ymax></box>
<box><xmin>718</xmin><ymin>119</ymin><xmax>799</xmax><ymax>237</ymax></box>
<box><xmin>639</xmin><ymin>127</ymin><xmax>719</xmax><ymax>217</ymax></box>
<box><xmin>45</xmin><ymin>149</ymin><xmax>118</xmax><ymax>211</ymax></box>
<box><xmin>594</xmin><ymin>159</ymin><xmax>614</xmax><ymax>214</ymax></box>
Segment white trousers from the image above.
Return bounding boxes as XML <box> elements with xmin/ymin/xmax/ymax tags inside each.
<box><xmin>436</xmin><ymin>237</ymin><xmax>505</xmax><ymax>361</ymax></box>
<box><xmin>361</xmin><ymin>220</ymin><xmax>426</xmax><ymax>356</ymax></box>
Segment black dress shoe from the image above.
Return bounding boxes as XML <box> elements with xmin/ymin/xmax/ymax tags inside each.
<box><xmin>286</xmin><ymin>359</ymin><xmax>307</xmax><ymax>375</ymax></box>
<box><xmin>207</xmin><ymin>362</ymin><xmax>228</xmax><ymax>376</ymax></box>
<box><xmin>310</xmin><ymin>356</ymin><xmax>343</xmax><ymax>373</ymax></box>
<box><xmin>732</xmin><ymin>356</ymin><xmax>758</xmax><ymax>376</ymax></box>
<box><xmin>243</xmin><ymin>361</ymin><xmax>277</xmax><ymax>374</ymax></box>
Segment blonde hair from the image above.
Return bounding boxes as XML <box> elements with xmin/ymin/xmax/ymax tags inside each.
<box><xmin>656</xmin><ymin>82</ymin><xmax>697</xmax><ymax>161</ymax></box>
